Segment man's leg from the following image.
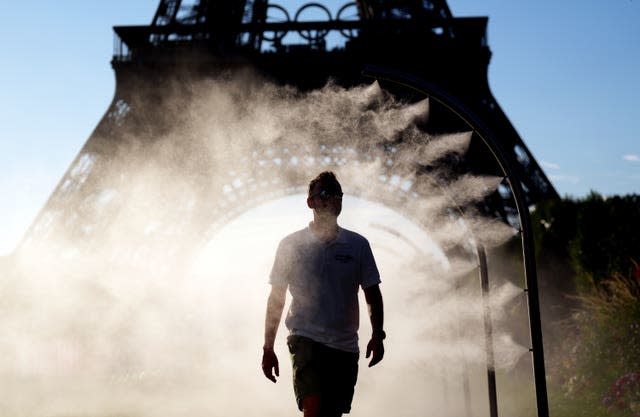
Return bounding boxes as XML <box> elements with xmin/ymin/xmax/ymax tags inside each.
<box><xmin>290</xmin><ymin>337</ymin><xmax>352</xmax><ymax>417</ymax></box>
<box><xmin>303</xmin><ymin>394</ymin><xmax>321</xmax><ymax>417</ymax></box>
<box><xmin>289</xmin><ymin>336</ymin><xmax>324</xmax><ymax>415</ymax></box>
<box><xmin>319</xmin><ymin>346</ymin><xmax>358</xmax><ymax>417</ymax></box>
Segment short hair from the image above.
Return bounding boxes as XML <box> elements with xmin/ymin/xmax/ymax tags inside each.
<box><xmin>308</xmin><ymin>171</ymin><xmax>342</xmax><ymax>196</ymax></box>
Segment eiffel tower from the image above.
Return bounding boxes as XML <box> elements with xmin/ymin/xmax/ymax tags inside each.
<box><xmin>12</xmin><ymin>1</ymin><xmax>553</xmax><ymax>416</ymax></box>
<box><xmin>18</xmin><ymin>0</ymin><xmax>558</xmax><ymax>260</ymax></box>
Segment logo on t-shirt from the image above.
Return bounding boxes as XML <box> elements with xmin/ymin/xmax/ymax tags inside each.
<box><xmin>335</xmin><ymin>254</ymin><xmax>354</xmax><ymax>263</ymax></box>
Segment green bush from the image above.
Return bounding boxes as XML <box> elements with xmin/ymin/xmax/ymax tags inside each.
<box><xmin>549</xmin><ymin>270</ymin><xmax>640</xmax><ymax>416</ymax></box>
<box><xmin>570</xmin><ymin>193</ymin><xmax>640</xmax><ymax>290</ymax></box>
<box><xmin>531</xmin><ymin>193</ymin><xmax>640</xmax><ymax>416</ymax></box>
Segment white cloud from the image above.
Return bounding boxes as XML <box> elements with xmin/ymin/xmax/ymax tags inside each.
<box><xmin>549</xmin><ymin>174</ymin><xmax>580</xmax><ymax>184</ymax></box>
<box><xmin>540</xmin><ymin>160</ymin><xmax>560</xmax><ymax>170</ymax></box>
<box><xmin>623</xmin><ymin>154</ymin><xmax>640</xmax><ymax>162</ymax></box>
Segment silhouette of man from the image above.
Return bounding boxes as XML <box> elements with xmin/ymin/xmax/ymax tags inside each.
<box><xmin>262</xmin><ymin>171</ymin><xmax>385</xmax><ymax>417</ymax></box>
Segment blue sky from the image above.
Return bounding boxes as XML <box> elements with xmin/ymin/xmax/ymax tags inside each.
<box><xmin>1</xmin><ymin>0</ymin><xmax>639</xmax><ymax>255</ymax></box>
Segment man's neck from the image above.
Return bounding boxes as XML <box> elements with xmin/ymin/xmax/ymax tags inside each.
<box><xmin>310</xmin><ymin>217</ymin><xmax>339</xmax><ymax>242</ymax></box>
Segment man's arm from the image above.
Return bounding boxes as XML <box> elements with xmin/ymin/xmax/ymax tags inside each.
<box><xmin>363</xmin><ymin>283</ymin><xmax>385</xmax><ymax>367</ymax></box>
<box><xmin>262</xmin><ymin>283</ymin><xmax>287</xmax><ymax>382</ymax></box>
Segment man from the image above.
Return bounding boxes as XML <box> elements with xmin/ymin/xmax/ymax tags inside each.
<box><xmin>262</xmin><ymin>171</ymin><xmax>386</xmax><ymax>417</ymax></box>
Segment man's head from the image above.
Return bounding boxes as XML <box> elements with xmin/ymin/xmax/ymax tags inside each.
<box><xmin>307</xmin><ymin>171</ymin><xmax>343</xmax><ymax>218</ymax></box>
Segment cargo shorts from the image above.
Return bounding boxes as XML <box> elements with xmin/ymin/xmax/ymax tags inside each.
<box><xmin>287</xmin><ymin>335</ymin><xmax>359</xmax><ymax>414</ymax></box>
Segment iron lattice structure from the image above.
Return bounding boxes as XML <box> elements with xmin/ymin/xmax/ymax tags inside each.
<box><xmin>112</xmin><ymin>0</ymin><xmax>557</xmax><ymax>209</ymax></box>
<box><xmin>14</xmin><ymin>2</ymin><xmax>553</xmax><ymax>416</ymax></box>
<box><xmin>22</xmin><ymin>0</ymin><xmax>558</xmax><ymax>254</ymax></box>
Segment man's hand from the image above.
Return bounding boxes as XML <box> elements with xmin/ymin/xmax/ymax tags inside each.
<box><xmin>364</xmin><ymin>284</ymin><xmax>385</xmax><ymax>368</ymax></box>
<box><xmin>261</xmin><ymin>347</ymin><xmax>279</xmax><ymax>382</ymax></box>
<box><xmin>365</xmin><ymin>337</ymin><xmax>384</xmax><ymax>367</ymax></box>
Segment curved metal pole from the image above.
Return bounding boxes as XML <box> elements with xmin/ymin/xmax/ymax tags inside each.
<box><xmin>361</xmin><ymin>65</ymin><xmax>549</xmax><ymax>417</ymax></box>
<box><xmin>478</xmin><ymin>245</ymin><xmax>498</xmax><ymax>417</ymax></box>
<box><xmin>507</xmin><ymin>162</ymin><xmax>550</xmax><ymax>417</ymax></box>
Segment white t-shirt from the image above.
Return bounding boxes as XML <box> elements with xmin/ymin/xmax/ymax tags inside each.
<box><xmin>269</xmin><ymin>224</ymin><xmax>381</xmax><ymax>352</ymax></box>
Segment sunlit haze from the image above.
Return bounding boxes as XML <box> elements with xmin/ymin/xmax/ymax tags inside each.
<box><xmin>0</xmin><ymin>64</ymin><xmax>537</xmax><ymax>416</ymax></box>
<box><xmin>3</xmin><ymin>193</ymin><xmax>533</xmax><ymax>416</ymax></box>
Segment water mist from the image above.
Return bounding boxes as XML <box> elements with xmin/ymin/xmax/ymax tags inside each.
<box><xmin>2</xmin><ymin>75</ymin><xmax>536</xmax><ymax>416</ymax></box>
